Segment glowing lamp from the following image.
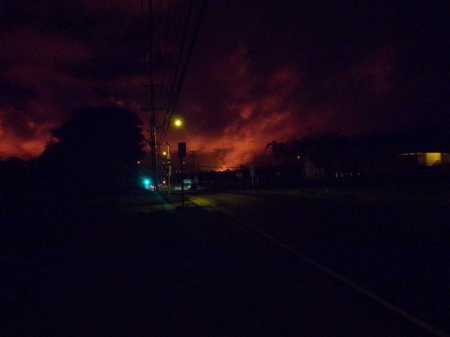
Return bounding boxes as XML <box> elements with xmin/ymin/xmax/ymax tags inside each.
<box><xmin>424</xmin><ymin>152</ymin><xmax>442</xmax><ymax>166</ymax></box>
<box><xmin>141</xmin><ymin>177</ymin><xmax>153</xmax><ymax>190</ymax></box>
<box><xmin>173</xmin><ymin>118</ymin><xmax>184</xmax><ymax>128</ymax></box>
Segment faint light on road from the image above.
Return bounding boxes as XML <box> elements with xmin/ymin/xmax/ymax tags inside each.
<box><xmin>190</xmin><ymin>197</ymin><xmax>213</xmax><ymax>207</ymax></box>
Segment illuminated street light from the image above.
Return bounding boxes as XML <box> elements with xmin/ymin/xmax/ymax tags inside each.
<box><xmin>173</xmin><ymin>117</ymin><xmax>184</xmax><ymax>128</ymax></box>
<box><xmin>162</xmin><ymin>151</ymin><xmax>168</xmax><ymax>157</ymax></box>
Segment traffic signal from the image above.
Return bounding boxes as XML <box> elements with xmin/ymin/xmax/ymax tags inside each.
<box><xmin>178</xmin><ymin>142</ymin><xmax>187</xmax><ymax>159</ymax></box>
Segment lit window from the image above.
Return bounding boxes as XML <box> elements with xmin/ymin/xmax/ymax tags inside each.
<box><xmin>424</xmin><ymin>152</ymin><xmax>442</xmax><ymax>166</ymax></box>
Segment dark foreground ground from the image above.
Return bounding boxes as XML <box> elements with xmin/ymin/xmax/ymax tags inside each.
<box><xmin>1</xmin><ymin>187</ymin><xmax>449</xmax><ymax>336</ymax></box>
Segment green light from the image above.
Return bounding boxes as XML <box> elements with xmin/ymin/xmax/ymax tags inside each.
<box><xmin>141</xmin><ymin>177</ymin><xmax>153</xmax><ymax>190</ymax></box>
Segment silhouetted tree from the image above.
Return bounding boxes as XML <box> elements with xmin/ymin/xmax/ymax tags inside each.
<box><xmin>39</xmin><ymin>106</ymin><xmax>144</xmax><ymax>195</ymax></box>
<box><xmin>0</xmin><ymin>157</ymin><xmax>30</xmax><ymax>204</ymax></box>
<box><xmin>266</xmin><ymin>141</ymin><xmax>290</xmax><ymax>161</ymax></box>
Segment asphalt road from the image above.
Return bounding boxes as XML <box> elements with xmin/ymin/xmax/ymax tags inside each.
<box><xmin>188</xmin><ymin>190</ymin><xmax>450</xmax><ymax>336</ymax></box>
<box><xmin>1</xmin><ymin>191</ymin><xmax>448</xmax><ymax>336</ymax></box>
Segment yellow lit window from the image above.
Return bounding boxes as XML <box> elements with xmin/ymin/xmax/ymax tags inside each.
<box><xmin>424</xmin><ymin>152</ymin><xmax>442</xmax><ymax>166</ymax></box>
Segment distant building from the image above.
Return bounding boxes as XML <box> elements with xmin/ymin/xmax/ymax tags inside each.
<box><xmin>293</xmin><ymin>134</ymin><xmax>450</xmax><ymax>181</ymax></box>
<box><xmin>400</xmin><ymin>152</ymin><xmax>450</xmax><ymax>167</ymax></box>
<box><xmin>303</xmin><ymin>158</ymin><xmax>326</xmax><ymax>179</ymax></box>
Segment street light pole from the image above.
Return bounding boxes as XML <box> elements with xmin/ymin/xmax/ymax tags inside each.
<box><xmin>178</xmin><ymin>142</ymin><xmax>187</xmax><ymax>208</ymax></box>
<box><xmin>151</xmin><ymin>124</ymin><xmax>159</xmax><ymax>191</ymax></box>
<box><xmin>166</xmin><ymin>142</ymin><xmax>172</xmax><ymax>194</ymax></box>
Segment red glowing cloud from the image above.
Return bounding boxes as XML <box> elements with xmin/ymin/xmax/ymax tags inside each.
<box><xmin>1</xmin><ymin>1</ymin><xmax>445</xmax><ymax>166</ymax></box>
<box><xmin>168</xmin><ymin>44</ymin><xmax>401</xmax><ymax>169</ymax></box>
<box><xmin>188</xmin><ymin>108</ymin><xmax>299</xmax><ymax>170</ymax></box>
<box><xmin>0</xmin><ymin>29</ymin><xmax>93</xmax><ymax>159</ymax></box>
<box><xmin>171</xmin><ymin>49</ymin><xmax>305</xmax><ymax>169</ymax></box>
<box><xmin>0</xmin><ymin>109</ymin><xmax>54</xmax><ymax>158</ymax></box>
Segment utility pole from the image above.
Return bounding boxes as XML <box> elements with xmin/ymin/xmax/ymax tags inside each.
<box><xmin>144</xmin><ymin>0</ymin><xmax>159</xmax><ymax>190</ymax></box>
<box><xmin>150</xmin><ymin>124</ymin><xmax>159</xmax><ymax>190</ymax></box>
<box><xmin>140</xmin><ymin>0</ymin><xmax>207</xmax><ymax>193</ymax></box>
<box><xmin>166</xmin><ymin>142</ymin><xmax>172</xmax><ymax>193</ymax></box>
<box><xmin>178</xmin><ymin>142</ymin><xmax>187</xmax><ymax>207</ymax></box>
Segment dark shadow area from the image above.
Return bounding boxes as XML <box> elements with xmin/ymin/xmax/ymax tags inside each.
<box><xmin>0</xmin><ymin>106</ymin><xmax>144</xmax><ymax>255</ymax></box>
<box><xmin>1</xmin><ymin>113</ymin><xmax>449</xmax><ymax>336</ymax></box>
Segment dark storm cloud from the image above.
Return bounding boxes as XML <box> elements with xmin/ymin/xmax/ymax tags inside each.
<box><xmin>0</xmin><ymin>81</ymin><xmax>36</xmax><ymax>107</ymax></box>
<box><xmin>1</xmin><ymin>0</ymin><xmax>449</xmax><ymax>163</ymax></box>
<box><xmin>0</xmin><ymin>0</ymin><xmax>147</xmax><ymax>157</ymax></box>
<box><xmin>170</xmin><ymin>1</ymin><xmax>450</xmax><ymax>167</ymax></box>
<box><xmin>0</xmin><ymin>0</ymin><xmax>94</xmax><ymax>157</ymax></box>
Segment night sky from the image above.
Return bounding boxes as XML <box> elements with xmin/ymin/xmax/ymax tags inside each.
<box><xmin>1</xmin><ymin>1</ymin><xmax>449</xmax><ymax>168</ymax></box>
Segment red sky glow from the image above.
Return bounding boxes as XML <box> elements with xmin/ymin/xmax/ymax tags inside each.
<box><xmin>1</xmin><ymin>1</ymin><xmax>449</xmax><ymax>168</ymax></box>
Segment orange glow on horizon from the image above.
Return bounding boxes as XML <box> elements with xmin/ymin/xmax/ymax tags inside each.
<box><xmin>0</xmin><ymin>115</ymin><xmax>53</xmax><ymax>160</ymax></box>
<box><xmin>0</xmin><ymin>135</ymin><xmax>48</xmax><ymax>159</ymax></box>
<box><xmin>182</xmin><ymin>107</ymin><xmax>300</xmax><ymax>169</ymax></box>
<box><xmin>215</xmin><ymin>166</ymin><xmax>230</xmax><ymax>172</ymax></box>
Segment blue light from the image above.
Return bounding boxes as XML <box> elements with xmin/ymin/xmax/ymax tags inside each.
<box><xmin>141</xmin><ymin>177</ymin><xmax>154</xmax><ymax>190</ymax></box>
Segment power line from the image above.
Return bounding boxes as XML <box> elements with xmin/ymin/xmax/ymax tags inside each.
<box><xmin>140</xmin><ymin>0</ymin><xmax>208</xmax><ymax>186</ymax></box>
<box><xmin>163</xmin><ymin>0</ymin><xmax>208</xmax><ymax>136</ymax></box>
